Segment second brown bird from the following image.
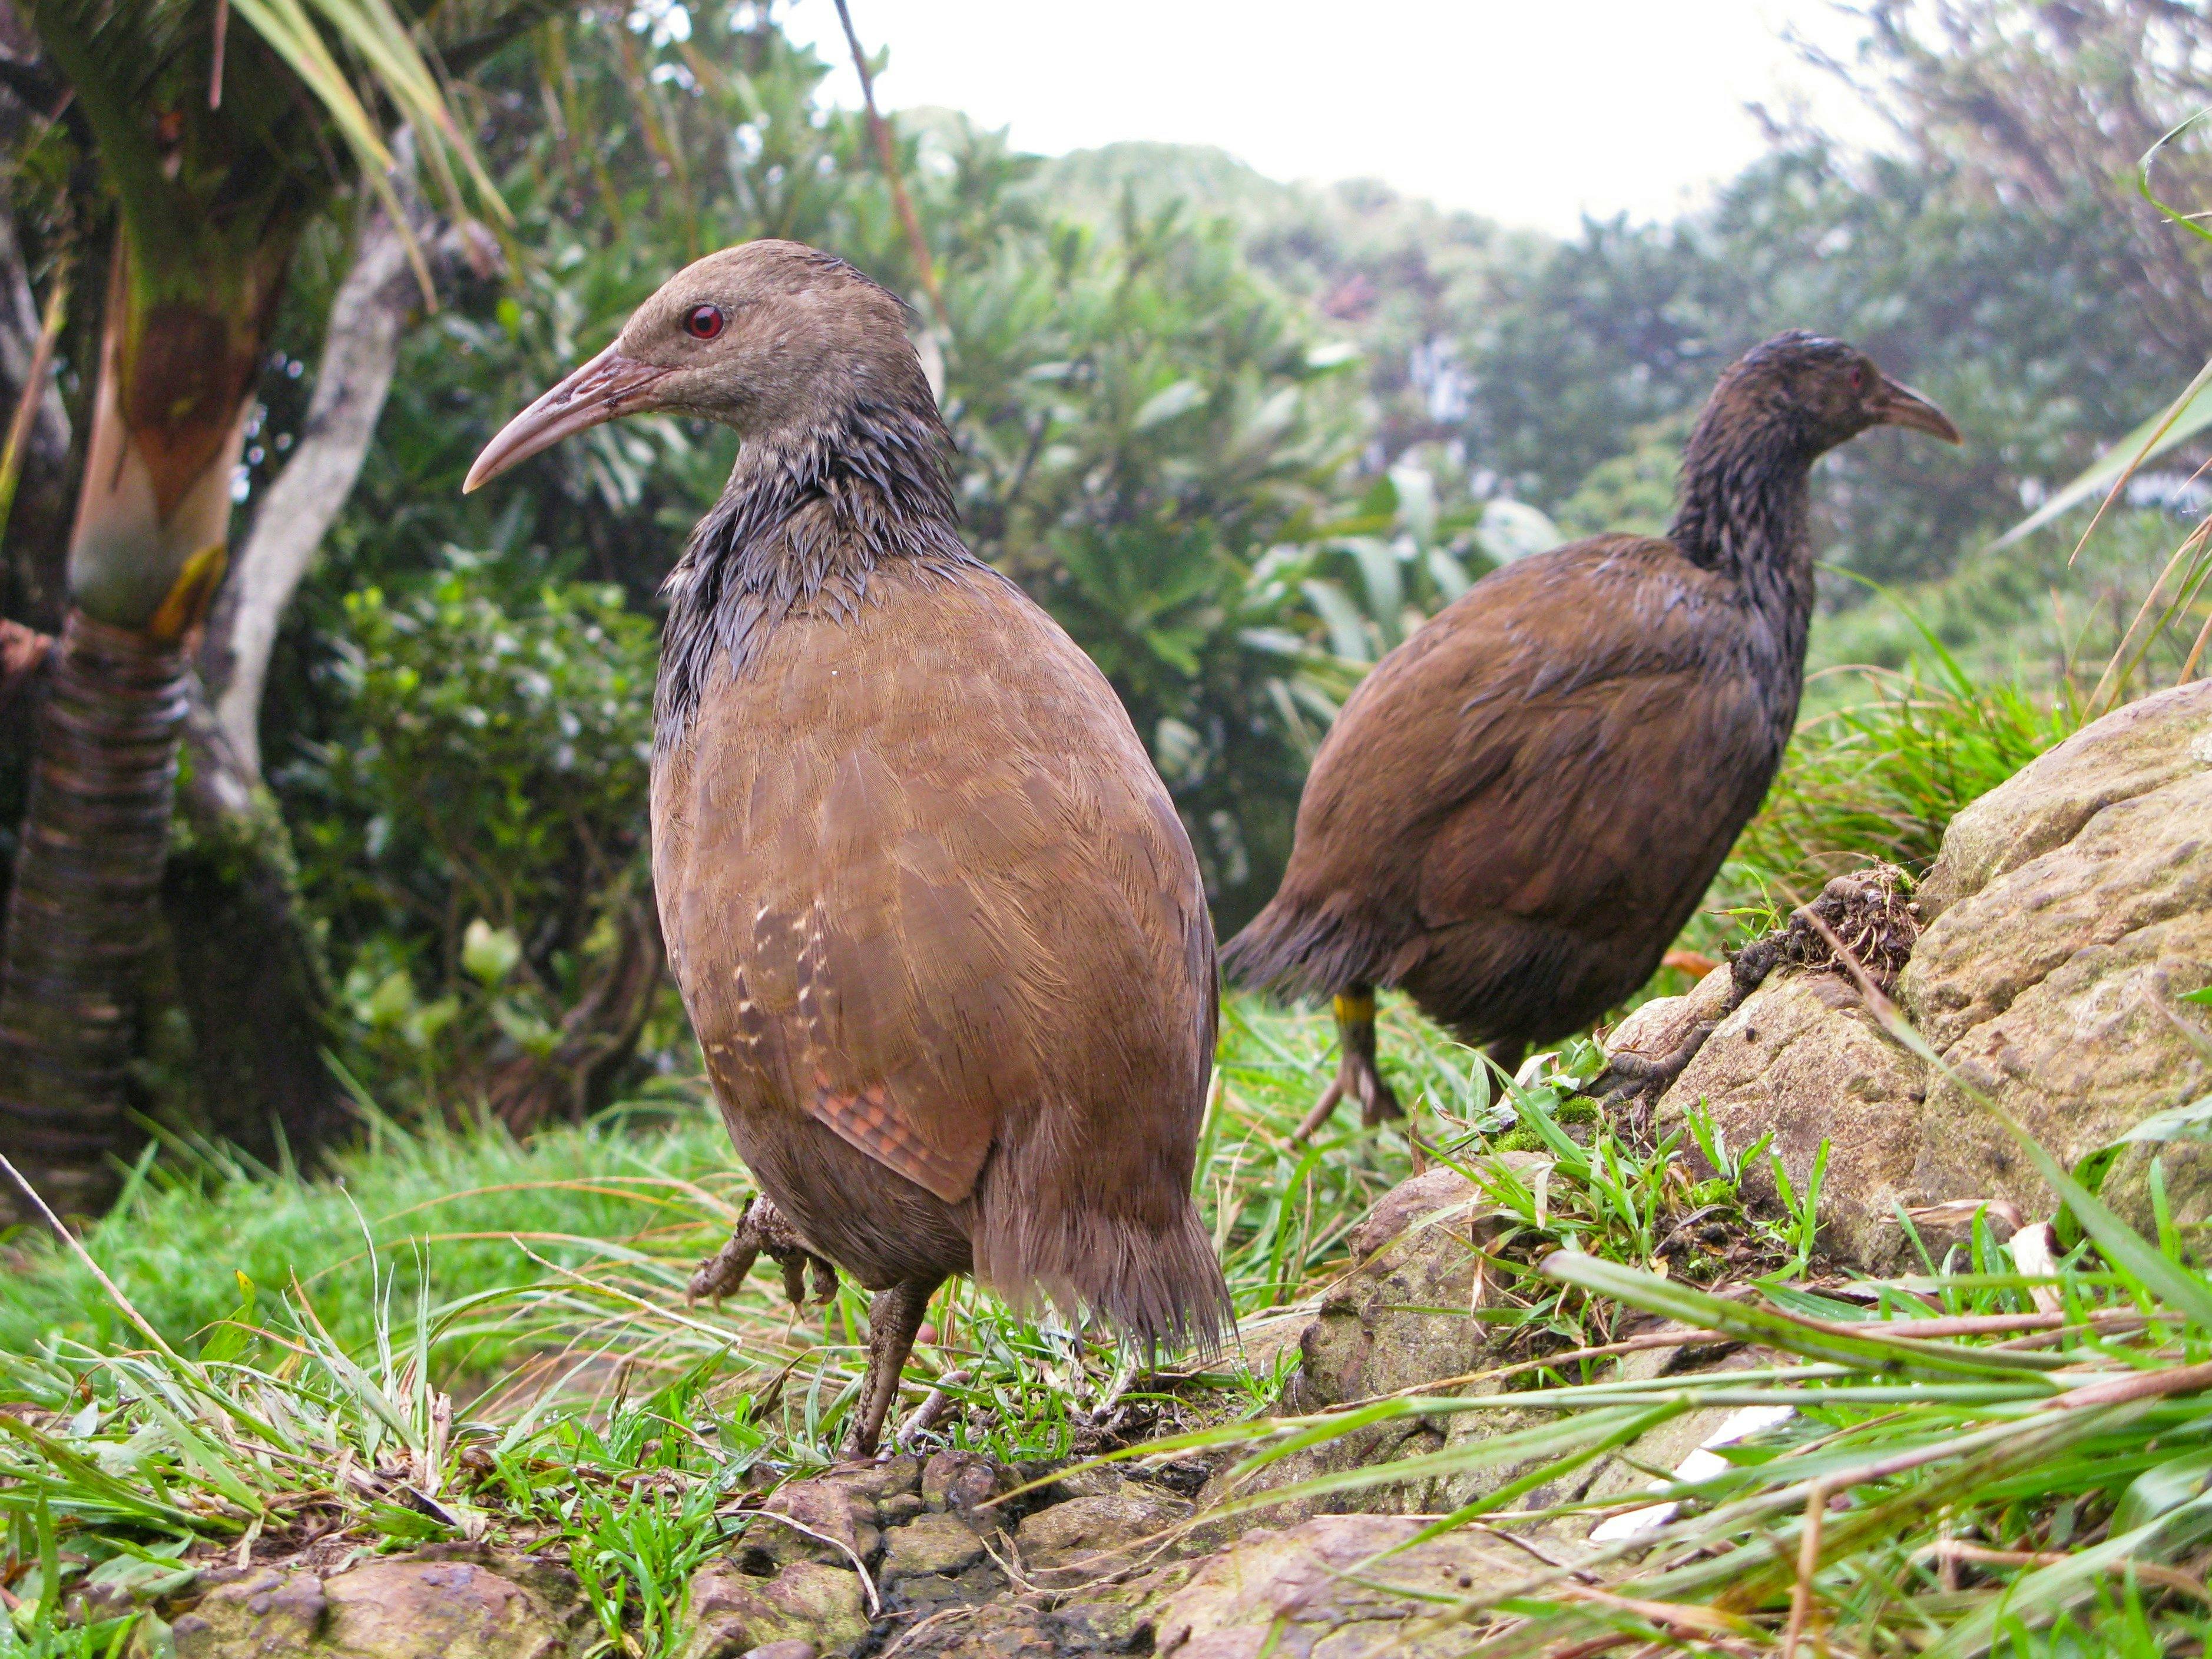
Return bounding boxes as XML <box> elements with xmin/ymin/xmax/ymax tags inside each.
<box><xmin>1226</xmin><ymin>332</ymin><xmax>1961</xmax><ymax>1135</ymax></box>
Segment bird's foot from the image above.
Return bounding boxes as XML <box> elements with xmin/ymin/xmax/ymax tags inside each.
<box><xmin>686</xmin><ymin>1196</ymin><xmax>838</xmax><ymax>1309</ymax></box>
<box><xmin>1293</xmin><ymin>990</ymin><xmax>1403</xmax><ymax>1141</ymax></box>
<box><xmin>1585</xmin><ymin>938</ymin><xmax>1784</xmax><ymax>1132</ymax></box>
<box><xmin>840</xmin><ymin>1279</ymin><xmax>940</xmax><ymax>1462</ymax></box>
<box><xmin>1592</xmin><ymin>1022</ymin><xmax>1707</xmax><ymax>1110</ymax></box>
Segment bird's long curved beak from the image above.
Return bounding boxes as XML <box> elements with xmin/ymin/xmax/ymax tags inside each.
<box><xmin>463</xmin><ymin>345</ymin><xmax>675</xmax><ymax>493</ymax></box>
<box><xmin>1870</xmin><ymin>376</ymin><xmax>1962</xmax><ymax>444</ymax></box>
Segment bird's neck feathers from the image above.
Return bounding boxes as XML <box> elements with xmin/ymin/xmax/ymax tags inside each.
<box><xmin>1667</xmin><ymin>393</ymin><xmax>1821</xmax><ymax>695</ymax></box>
<box><xmin>654</xmin><ymin>386</ymin><xmax>974</xmax><ymax>750</ymax></box>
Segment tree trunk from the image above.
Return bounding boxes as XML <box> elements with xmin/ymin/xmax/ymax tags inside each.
<box><xmin>0</xmin><ymin>237</ymin><xmax>266</xmax><ymax>1223</ymax></box>
<box><xmin>0</xmin><ymin>613</ymin><xmax>189</xmax><ymax>1215</ymax></box>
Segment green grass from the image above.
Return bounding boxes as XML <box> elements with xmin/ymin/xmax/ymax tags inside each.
<box><xmin>1805</xmin><ymin>507</ymin><xmax>2208</xmax><ymax>715</ymax></box>
<box><xmin>1102</xmin><ymin>1005</ymin><xmax>2212</xmax><ymax>1658</ymax></box>
<box><xmin>0</xmin><ymin>995</ymin><xmax>1461</xmax><ymax>1654</ymax></box>
<box><xmin>0</xmin><ymin>1106</ymin><xmax>745</xmax><ymax>1369</ymax></box>
<box><xmin>7</xmin><ymin>493</ymin><xmax>2208</xmax><ymax>1651</ymax></box>
<box><xmin>9</xmin><ymin>978</ymin><xmax>2212</xmax><ymax>1657</ymax></box>
<box><xmin>1728</xmin><ymin>612</ymin><xmax>2078</xmax><ymax>926</ymax></box>
<box><xmin>0</xmin><ymin>997</ymin><xmax>1784</xmax><ymax>1657</ymax></box>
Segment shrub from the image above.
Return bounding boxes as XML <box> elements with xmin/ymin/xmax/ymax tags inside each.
<box><xmin>283</xmin><ymin>561</ymin><xmax>668</xmax><ymax>1115</ymax></box>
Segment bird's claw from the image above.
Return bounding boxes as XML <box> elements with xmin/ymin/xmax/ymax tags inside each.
<box><xmin>1585</xmin><ymin>937</ymin><xmax>1784</xmax><ymax>1135</ymax></box>
<box><xmin>1293</xmin><ymin>1045</ymin><xmax>1402</xmax><ymax>1141</ymax></box>
<box><xmin>686</xmin><ymin>1196</ymin><xmax>838</xmax><ymax>1309</ymax></box>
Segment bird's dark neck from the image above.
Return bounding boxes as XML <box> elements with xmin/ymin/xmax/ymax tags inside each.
<box><xmin>1667</xmin><ymin>412</ymin><xmax>1820</xmax><ymax>726</ymax></box>
<box><xmin>655</xmin><ymin>397</ymin><xmax>972</xmax><ymax>750</ymax></box>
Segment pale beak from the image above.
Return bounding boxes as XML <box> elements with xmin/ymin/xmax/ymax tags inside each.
<box><xmin>1869</xmin><ymin>376</ymin><xmax>1962</xmax><ymax>444</ymax></box>
<box><xmin>463</xmin><ymin>344</ymin><xmax>675</xmax><ymax>493</ymax></box>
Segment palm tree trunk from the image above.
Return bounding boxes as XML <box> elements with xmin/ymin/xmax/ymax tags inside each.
<box><xmin>0</xmin><ymin>614</ymin><xmax>189</xmax><ymax>1214</ymax></box>
<box><xmin>0</xmin><ymin>241</ymin><xmax>259</xmax><ymax>1223</ymax></box>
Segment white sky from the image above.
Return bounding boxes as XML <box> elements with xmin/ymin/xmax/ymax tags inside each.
<box><xmin>782</xmin><ymin>2</ymin><xmax>1889</xmax><ymax>235</ymax></box>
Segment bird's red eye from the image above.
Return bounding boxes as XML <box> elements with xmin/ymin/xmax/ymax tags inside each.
<box><xmin>1848</xmin><ymin>364</ymin><xmax>1866</xmax><ymax>390</ymax></box>
<box><xmin>684</xmin><ymin>304</ymin><xmax>724</xmax><ymax>340</ymax></box>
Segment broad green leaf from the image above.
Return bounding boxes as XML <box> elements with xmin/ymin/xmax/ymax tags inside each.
<box><xmin>1992</xmin><ymin>355</ymin><xmax>2212</xmax><ymax>547</ymax></box>
<box><xmin>2112</xmin><ymin>1092</ymin><xmax>2212</xmax><ymax>1146</ymax></box>
<box><xmin>1476</xmin><ymin>498</ymin><xmax>1559</xmax><ymax>564</ymax></box>
<box><xmin>2112</xmin><ymin>1448</ymin><xmax>2212</xmax><ymax>1534</ymax></box>
<box><xmin>462</xmin><ymin>919</ymin><xmax>524</xmax><ymax>986</ymax></box>
<box><xmin>1133</xmin><ymin>379</ymin><xmax>1206</xmax><ymax>430</ymax></box>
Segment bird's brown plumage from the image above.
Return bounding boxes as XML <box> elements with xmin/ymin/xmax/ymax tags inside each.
<box><xmin>468</xmin><ymin>239</ymin><xmax>1230</xmax><ymax>1455</ymax></box>
<box><xmin>655</xmin><ymin>557</ymin><xmax>1223</xmax><ymax>1335</ymax></box>
<box><xmin>1226</xmin><ymin>332</ymin><xmax>1960</xmax><ymax>1120</ymax></box>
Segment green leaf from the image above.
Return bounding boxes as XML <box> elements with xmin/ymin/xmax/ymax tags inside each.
<box><xmin>1133</xmin><ymin>379</ymin><xmax>1206</xmax><ymax>431</ymax></box>
<box><xmin>1992</xmin><ymin>353</ymin><xmax>2212</xmax><ymax>547</ymax></box>
<box><xmin>2111</xmin><ymin>1092</ymin><xmax>2212</xmax><ymax>1147</ymax></box>
<box><xmin>1475</xmin><ymin>498</ymin><xmax>1559</xmax><ymax>564</ymax></box>
<box><xmin>462</xmin><ymin>919</ymin><xmax>524</xmax><ymax>987</ymax></box>
<box><xmin>2112</xmin><ymin>1448</ymin><xmax>2212</xmax><ymax>1535</ymax></box>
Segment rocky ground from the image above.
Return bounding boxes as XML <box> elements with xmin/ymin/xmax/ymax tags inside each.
<box><xmin>139</xmin><ymin>681</ymin><xmax>2212</xmax><ymax>1657</ymax></box>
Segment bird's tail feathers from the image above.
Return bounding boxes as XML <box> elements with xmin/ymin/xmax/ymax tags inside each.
<box><xmin>972</xmin><ymin>1180</ymin><xmax>1234</xmax><ymax>1360</ymax></box>
<box><xmin>1220</xmin><ymin>888</ymin><xmax>1386</xmax><ymax>1002</ymax></box>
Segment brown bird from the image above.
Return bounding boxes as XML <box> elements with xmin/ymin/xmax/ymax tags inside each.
<box><xmin>1224</xmin><ymin>332</ymin><xmax>1961</xmax><ymax>1137</ymax></box>
<box><xmin>466</xmin><ymin>240</ymin><xmax>1231</xmax><ymax>1456</ymax></box>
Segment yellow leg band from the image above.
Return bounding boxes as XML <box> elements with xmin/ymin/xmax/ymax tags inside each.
<box><xmin>1333</xmin><ymin>991</ymin><xmax>1375</xmax><ymax>1025</ymax></box>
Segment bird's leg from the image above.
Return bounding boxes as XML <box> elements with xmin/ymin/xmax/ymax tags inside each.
<box><xmin>1293</xmin><ymin>986</ymin><xmax>1403</xmax><ymax>1142</ymax></box>
<box><xmin>686</xmin><ymin>1195</ymin><xmax>837</xmax><ymax>1309</ymax></box>
<box><xmin>842</xmin><ymin>1277</ymin><xmax>942</xmax><ymax>1462</ymax></box>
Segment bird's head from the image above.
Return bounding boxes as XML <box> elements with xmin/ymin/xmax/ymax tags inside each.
<box><xmin>1713</xmin><ymin>330</ymin><xmax>1962</xmax><ymax>458</ymax></box>
<box><xmin>465</xmin><ymin>240</ymin><xmax>926</xmax><ymax>493</ymax></box>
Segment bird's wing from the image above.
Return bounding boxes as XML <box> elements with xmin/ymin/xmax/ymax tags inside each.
<box><xmin>1291</xmin><ymin>537</ymin><xmax>1780</xmax><ymax>947</ymax></box>
<box><xmin>656</xmin><ymin>564</ymin><xmax>1211</xmax><ymax>1208</ymax></box>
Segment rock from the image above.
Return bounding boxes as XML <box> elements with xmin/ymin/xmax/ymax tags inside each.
<box><xmin>744</xmin><ymin>1644</ymin><xmax>817</xmax><ymax>1659</ymax></box>
<box><xmin>175</xmin><ymin>1557</ymin><xmax>578</xmax><ymax>1659</ymax></box>
<box><xmin>1018</xmin><ymin>1490</ymin><xmax>1194</xmax><ymax>1574</ymax></box>
<box><xmin>1641</xmin><ymin>686</ymin><xmax>2212</xmax><ymax>1267</ymax></box>
<box><xmin>1047</xmin><ymin>1461</ymin><xmax>1131</xmax><ymax>1502</ymax></box>
<box><xmin>1916</xmin><ymin>681</ymin><xmax>2212</xmax><ymax>918</ymax></box>
<box><xmin>1180</xmin><ymin>1163</ymin><xmax>1557</xmax><ymax>1536</ymax></box>
<box><xmin>1604</xmin><ymin>963</ymin><xmax>1737</xmax><ymax>1068</ymax></box>
<box><xmin>1905</xmin><ymin>681</ymin><xmax>2212</xmax><ymax>1239</ymax></box>
<box><xmin>828</xmin><ymin>1454</ymin><xmax>922</xmax><ymax>1504</ymax></box>
<box><xmin>1289</xmin><ymin>1157</ymin><xmax>1540</xmax><ymax>1409</ymax></box>
<box><xmin>1344</xmin><ymin>1165</ymin><xmax>1477</xmax><ymax>1260</ymax></box>
<box><xmin>1150</xmin><ymin>1514</ymin><xmax>1522</xmax><ymax>1658</ymax></box>
<box><xmin>920</xmin><ymin>1449</ymin><xmax>1008</xmax><ymax>1515</ymax></box>
<box><xmin>874</xmin><ymin>1587</ymin><xmax>1162</xmax><ymax>1657</ymax></box>
<box><xmin>1656</xmin><ymin>971</ymin><xmax>1927</xmax><ymax>1267</ymax></box>
<box><xmin>748</xmin><ymin>1477</ymin><xmax>880</xmax><ymax>1572</ymax></box>
<box><xmin>880</xmin><ymin>1509</ymin><xmax>989</xmax><ymax>1581</ymax></box>
<box><xmin>677</xmin><ymin>1560</ymin><xmax>870</xmax><ymax>1659</ymax></box>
